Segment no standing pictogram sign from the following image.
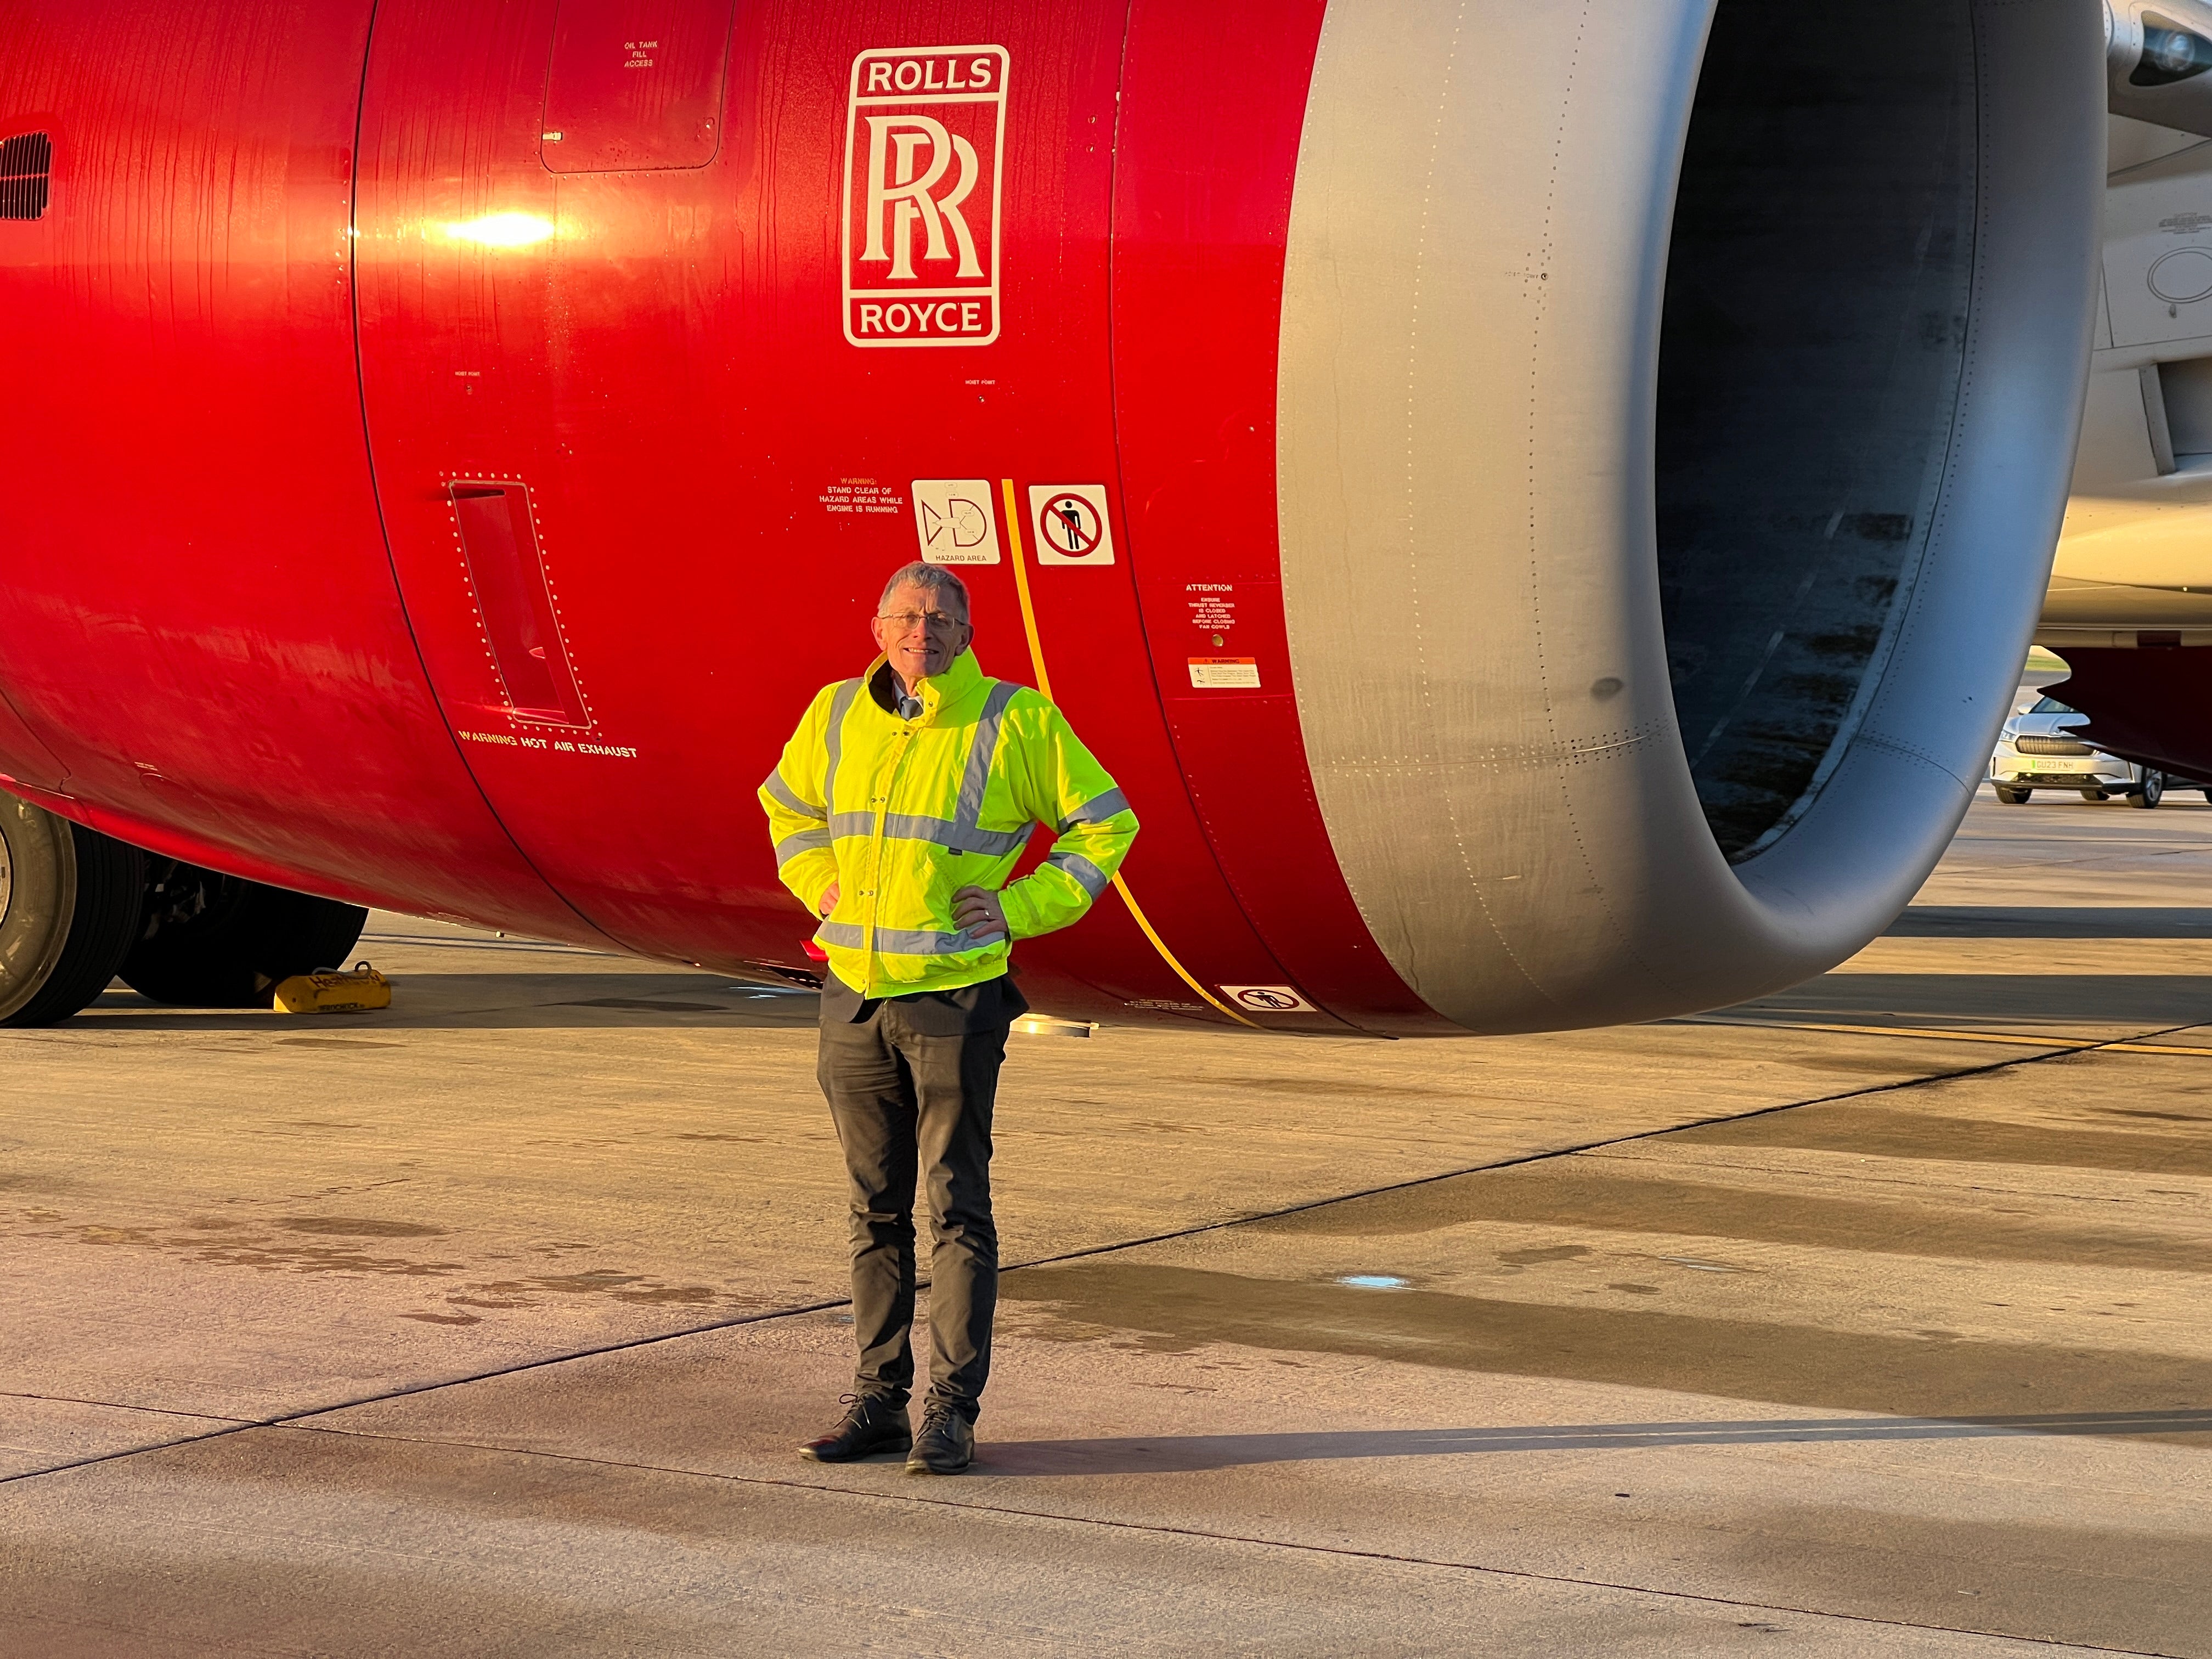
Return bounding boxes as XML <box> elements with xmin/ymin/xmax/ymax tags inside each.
<box><xmin>1029</xmin><ymin>483</ymin><xmax>1116</xmax><ymax>566</ymax></box>
<box><xmin>1039</xmin><ymin>494</ymin><xmax>1100</xmax><ymax>554</ymax></box>
<box><xmin>1219</xmin><ymin>984</ymin><xmax>1318</xmax><ymax>1013</ymax></box>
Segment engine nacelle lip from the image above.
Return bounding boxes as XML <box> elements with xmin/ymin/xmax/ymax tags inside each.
<box><xmin>1276</xmin><ymin>0</ymin><xmax>2104</xmax><ymax>1034</ymax></box>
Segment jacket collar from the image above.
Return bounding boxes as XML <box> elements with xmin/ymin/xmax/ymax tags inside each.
<box><xmin>866</xmin><ymin>647</ymin><xmax>987</xmax><ymax>727</ymax></box>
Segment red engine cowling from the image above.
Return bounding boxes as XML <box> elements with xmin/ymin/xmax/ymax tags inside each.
<box><xmin>0</xmin><ymin>1</ymin><xmax>2103</xmax><ymax>1035</ymax></box>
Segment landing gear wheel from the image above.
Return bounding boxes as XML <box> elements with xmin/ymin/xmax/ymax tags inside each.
<box><xmin>119</xmin><ymin>861</ymin><xmax>368</xmax><ymax>1008</ymax></box>
<box><xmin>1994</xmin><ymin>786</ymin><xmax>2031</xmax><ymax>804</ymax></box>
<box><xmin>0</xmin><ymin>793</ymin><xmax>146</xmax><ymax>1026</ymax></box>
<box><xmin>2129</xmin><ymin>769</ymin><xmax>2165</xmax><ymax>809</ymax></box>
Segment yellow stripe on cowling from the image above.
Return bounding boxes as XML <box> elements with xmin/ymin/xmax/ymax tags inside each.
<box><xmin>1003</xmin><ymin>477</ymin><xmax>1056</xmax><ymax>703</ymax></box>
<box><xmin>1105</xmin><ymin>871</ymin><xmax>1263</xmax><ymax>1030</ymax></box>
<box><xmin>999</xmin><ymin>477</ymin><xmax>1261</xmax><ymax>1031</ymax></box>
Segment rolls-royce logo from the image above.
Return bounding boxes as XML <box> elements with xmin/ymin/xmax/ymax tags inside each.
<box><xmin>842</xmin><ymin>46</ymin><xmax>1007</xmax><ymax>347</ymax></box>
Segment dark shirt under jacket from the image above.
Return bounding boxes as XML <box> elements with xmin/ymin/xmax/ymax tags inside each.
<box><xmin>817</xmin><ymin>968</ymin><xmax>1029</xmax><ymax>1034</ymax></box>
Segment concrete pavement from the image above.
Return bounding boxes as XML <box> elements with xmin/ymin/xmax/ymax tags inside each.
<box><xmin>2</xmin><ymin>788</ymin><xmax>2208</xmax><ymax>1655</ymax></box>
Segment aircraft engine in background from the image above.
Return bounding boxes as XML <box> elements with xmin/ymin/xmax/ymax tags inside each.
<box><xmin>2106</xmin><ymin>0</ymin><xmax>2212</xmax><ymax>136</ymax></box>
<box><xmin>0</xmin><ymin>0</ymin><xmax>2103</xmax><ymax>1035</ymax></box>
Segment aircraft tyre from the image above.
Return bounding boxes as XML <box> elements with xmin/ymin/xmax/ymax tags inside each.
<box><xmin>0</xmin><ymin>794</ymin><xmax>148</xmax><ymax>1027</ymax></box>
<box><xmin>2128</xmin><ymin>770</ymin><xmax>2164</xmax><ymax>809</ymax></box>
<box><xmin>1994</xmin><ymin>786</ymin><xmax>2031</xmax><ymax>805</ymax></box>
<box><xmin>120</xmin><ymin>862</ymin><xmax>368</xmax><ymax>1008</ymax></box>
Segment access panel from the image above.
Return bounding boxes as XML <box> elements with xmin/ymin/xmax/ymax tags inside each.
<box><xmin>541</xmin><ymin>0</ymin><xmax>735</xmax><ymax>172</ymax></box>
<box><xmin>448</xmin><ymin>482</ymin><xmax>591</xmax><ymax>726</ymax></box>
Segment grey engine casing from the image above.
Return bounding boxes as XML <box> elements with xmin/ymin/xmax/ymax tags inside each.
<box><xmin>1277</xmin><ymin>0</ymin><xmax>2104</xmax><ymax>1033</ymax></box>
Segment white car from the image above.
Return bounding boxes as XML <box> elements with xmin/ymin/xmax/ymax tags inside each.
<box><xmin>1988</xmin><ymin>696</ymin><xmax>2165</xmax><ymax>806</ymax></box>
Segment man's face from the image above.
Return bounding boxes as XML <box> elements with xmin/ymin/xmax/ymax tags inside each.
<box><xmin>871</xmin><ymin>580</ymin><xmax>971</xmax><ymax>683</ymax></box>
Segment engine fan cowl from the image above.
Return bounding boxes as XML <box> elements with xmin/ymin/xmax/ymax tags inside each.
<box><xmin>1278</xmin><ymin>0</ymin><xmax>2104</xmax><ymax>1034</ymax></box>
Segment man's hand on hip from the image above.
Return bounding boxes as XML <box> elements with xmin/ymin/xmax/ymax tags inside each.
<box><xmin>952</xmin><ymin>885</ymin><xmax>1008</xmax><ymax>943</ymax></box>
<box><xmin>817</xmin><ymin>883</ymin><xmax>839</xmax><ymax>918</ymax></box>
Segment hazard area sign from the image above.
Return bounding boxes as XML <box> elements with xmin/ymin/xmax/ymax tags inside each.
<box><xmin>1029</xmin><ymin>483</ymin><xmax>1115</xmax><ymax>566</ymax></box>
<box><xmin>911</xmin><ymin>479</ymin><xmax>1000</xmax><ymax>563</ymax></box>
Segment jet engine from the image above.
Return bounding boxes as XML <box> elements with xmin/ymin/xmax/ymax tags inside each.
<box><xmin>2107</xmin><ymin>0</ymin><xmax>2212</xmax><ymax>136</ymax></box>
<box><xmin>0</xmin><ymin>0</ymin><xmax>2104</xmax><ymax>1034</ymax></box>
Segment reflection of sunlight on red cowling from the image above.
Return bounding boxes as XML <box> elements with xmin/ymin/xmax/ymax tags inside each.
<box><xmin>439</xmin><ymin>212</ymin><xmax>554</xmax><ymax>247</ymax></box>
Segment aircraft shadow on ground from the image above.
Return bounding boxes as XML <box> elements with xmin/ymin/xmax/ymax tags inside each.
<box><xmin>979</xmin><ymin>1410</ymin><xmax>2212</xmax><ymax>1477</ymax></box>
<box><xmin>48</xmin><ymin>969</ymin><xmax>2212</xmax><ymax>1034</ymax></box>
<box><xmin>1000</xmin><ymin>1262</ymin><xmax>2212</xmax><ymax>1435</ymax></box>
<box><xmin>1745</xmin><ymin>973</ymin><xmax>2212</xmax><ymax>1026</ymax></box>
<box><xmin>1888</xmin><ymin>907</ymin><xmax>2212</xmax><ymax>938</ymax></box>
<box><xmin>63</xmin><ymin>975</ymin><xmax>823</xmax><ymax>1032</ymax></box>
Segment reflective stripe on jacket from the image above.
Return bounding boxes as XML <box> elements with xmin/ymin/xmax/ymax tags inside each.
<box><xmin>759</xmin><ymin>648</ymin><xmax>1139</xmax><ymax>998</ymax></box>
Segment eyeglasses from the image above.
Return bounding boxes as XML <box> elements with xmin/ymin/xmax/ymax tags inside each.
<box><xmin>877</xmin><ymin>611</ymin><xmax>967</xmax><ymax>635</ymax></box>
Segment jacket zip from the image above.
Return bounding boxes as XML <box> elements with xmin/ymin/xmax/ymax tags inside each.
<box><xmin>862</xmin><ymin>719</ymin><xmax>920</xmax><ymax>998</ymax></box>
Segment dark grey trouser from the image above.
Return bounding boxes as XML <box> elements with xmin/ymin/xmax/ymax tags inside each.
<box><xmin>817</xmin><ymin>999</ymin><xmax>1008</xmax><ymax>1421</ymax></box>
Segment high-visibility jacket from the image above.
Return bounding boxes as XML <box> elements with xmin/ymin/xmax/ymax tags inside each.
<box><xmin>760</xmin><ymin>649</ymin><xmax>1139</xmax><ymax>998</ymax></box>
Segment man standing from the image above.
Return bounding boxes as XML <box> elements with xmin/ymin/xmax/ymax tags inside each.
<box><xmin>759</xmin><ymin>561</ymin><xmax>1138</xmax><ymax>1475</ymax></box>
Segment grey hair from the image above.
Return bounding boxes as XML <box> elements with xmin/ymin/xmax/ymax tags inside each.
<box><xmin>879</xmin><ymin>561</ymin><xmax>971</xmax><ymax>622</ymax></box>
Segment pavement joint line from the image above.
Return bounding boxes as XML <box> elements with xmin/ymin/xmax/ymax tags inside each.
<box><xmin>1577</xmin><ymin>1147</ymin><xmax>2180</xmax><ymax>1208</ymax></box>
<box><xmin>1680</xmin><ymin>1018</ymin><xmax>2083</xmax><ymax>1048</ymax></box>
<box><xmin>0</xmin><ymin>1300</ymin><xmax>855</xmax><ymax>1490</ymax></box>
<box><xmin>5</xmin><ymin>1012</ymin><xmax>2200</xmax><ymax>1496</ymax></box>
<box><xmin>256</xmin><ymin>1422</ymin><xmax>2175</xmax><ymax>1659</ymax></box>
<box><xmin>1678</xmin><ymin>1017</ymin><xmax>2212</xmax><ymax>1057</ymax></box>
<box><xmin>0</xmin><ymin>1390</ymin><xmax>256</xmax><ymax>1425</ymax></box>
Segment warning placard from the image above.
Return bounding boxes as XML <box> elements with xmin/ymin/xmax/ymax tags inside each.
<box><xmin>912</xmin><ymin>479</ymin><xmax>1000</xmax><ymax>563</ymax></box>
<box><xmin>1029</xmin><ymin>484</ymin><xmax>1116</xmax><ymax>566</ymax></box>
<box><xmin>1220</xmin><ymin>984</ymin><xmax>1317</xmax><ymax>1013</ymax></box>
<box><xmin>1188</xmin><ymin>657</ymin><xmax>1260</xmax><ymax>689</ymax></box>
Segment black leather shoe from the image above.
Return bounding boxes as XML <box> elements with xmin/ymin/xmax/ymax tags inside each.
<box><xmin>799</xmin><ymin>1393</ymin><xmax>911</xmax><ymax>1462</ymax></box>
<box><xmin>905</xmin><ymin>1403</ymin><xmax>975</xmax><ymax>1475</ymax></box>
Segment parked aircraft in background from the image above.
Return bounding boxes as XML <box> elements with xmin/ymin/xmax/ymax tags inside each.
<box><xmin>0</xmin><ymin>1</ymin><xmax>2113</xmax><ymax>1036</ymax></box>
<box><xmin>2038</xmin><ymin>1</ymin><xmax>2212</xmax><ymax>778</ymax></box>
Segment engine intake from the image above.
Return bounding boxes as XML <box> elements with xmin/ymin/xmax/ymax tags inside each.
<box><xmin>1277</xmin><ymin>0</ymin><xmax>2102</xmax><ymax>1032</ymax></box>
